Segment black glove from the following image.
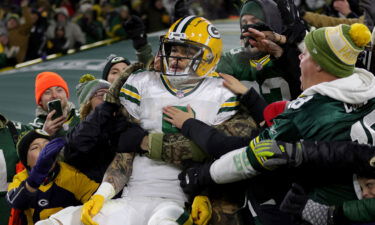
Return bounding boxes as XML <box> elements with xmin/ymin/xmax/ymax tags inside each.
<box><xmin>280</xmin><ymin>183</ymin><xmax>309</xmax><ymax>216</ymax></box>
<box><xmin>275</xmin><ymin>0</ymin><xmax>308</xmax><ymax>44</ymax></box>
<box><xmin>173</xmin><ymin>0</ymin><xmax>190</xmax><ymax>22</ymax></box>
<box><xmin>116</xmin><ymin>123</ymin><xmax>148</xmax><ymax>153</ymax></box>
<box><xmin>178</xmin><ymin>162</ymin><xmax>214</xmax><ymax>196</ymax></box>
<box><xmin>280</xmin><ymin>183</ymin><xmax>339</xmax><ymax>225</ymax></box>
<box><xmin>122</xmin><ymin>15</ymin><xmax>147</xmax><ymax>50</ymax></box>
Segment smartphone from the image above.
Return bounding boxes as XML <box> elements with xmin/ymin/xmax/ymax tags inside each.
<box><xmin>47</xmin><ymin>99</ymin><xmax>63</xmax><ymax>120</ymax></box>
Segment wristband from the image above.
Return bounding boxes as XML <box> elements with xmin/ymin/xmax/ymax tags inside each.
<box><xmin>95</xmin><ymin>182</ymin><xmax>116</xmax><ymax>200</ymax></box>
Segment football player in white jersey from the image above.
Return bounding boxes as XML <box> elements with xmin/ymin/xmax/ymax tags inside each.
<box><xmin>36</xmin><ymin>16</ymin><xmax>239</xmax><ymax>225</ymax></box>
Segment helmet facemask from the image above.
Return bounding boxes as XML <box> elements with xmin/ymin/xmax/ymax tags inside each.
<box><xmin>159</xmin><ymin>36</ymin><xmax>214</xmax><ymax>89</ymax></box>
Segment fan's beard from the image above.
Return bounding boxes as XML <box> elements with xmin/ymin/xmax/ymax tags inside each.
<box><xmin>241</xmin><ymin>46</ymin><xmax>267</xmax><ymax>60</ymax></box>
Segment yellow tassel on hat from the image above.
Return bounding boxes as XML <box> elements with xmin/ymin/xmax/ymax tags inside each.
<box><xmin>79</xmin><ymin>74</ymin><xmax>96</xmax><ymax>83</ymax></box>
<box><xmin>349</xmin><ymin>23</ymin><xmax>371</xmax><ymax>48</ymax></box>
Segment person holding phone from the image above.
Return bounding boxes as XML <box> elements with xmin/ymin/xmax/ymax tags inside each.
<box><xmin>29</xmin><ymin>71</ymin><xmax>80</xmax><ymax>137</ymax></box>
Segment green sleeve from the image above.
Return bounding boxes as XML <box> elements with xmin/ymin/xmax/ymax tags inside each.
<box><xmin>216</xmin><ymin>51</ymin><xmax>235</xmax><ymax>75</ymax></box>
<box><xmin>343</xmin><ymin>198</ymin><xmax>375</xmax><ymax>222</ymax></box>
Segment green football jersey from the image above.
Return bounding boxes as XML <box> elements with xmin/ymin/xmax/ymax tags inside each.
<box><xmin>0</xmin><ymin>119</ymin><xmax>32</xmax><ymax>225</ymax></box>
<box><xmin>260</xmin><ymin>94</ymin><xmax>375</xmax><ymax>205</ymax></box>
<box><xmin>217</xmin><ymin>48</ymin><xmax>299</xmax><ymax>103</ymax></box>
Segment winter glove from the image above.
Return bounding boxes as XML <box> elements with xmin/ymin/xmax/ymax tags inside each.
<box><xmin>191</xmin><ymin>195</ymin><xmax>212</xmax><ymax>225</ymax></box>
<box><xmin>26</xmin><ymin>138</ymin><xmax>66</xmax><ymax>188</ymax></box>
<box><xmin>302</xmin><ymin>199</ymin><xmax>331</xmax><ymax>225</ymax></box>
<box><xmin>173</xmin><ymin>0</ymin><xmax>190</xmax><ymax>22</ymax></box>
<box><xmin>81</xmin><ymin>194</ymin><xmax>104</xmax><ymax>225</ymax></box>
<box><xmin>280</xmin><ymin>183</ymin><xmax>334</xmax><ymax>225</ymax></box>
<box><xmin>116</xmin><ymin>123</ymin><xmax>148</xmax><ymax>153</ymax></box>
<box><xmin>178</xmin><ymin>162</ymin><xmax>214</xmax><ymax>196</ymax></box>
<box><xmin>275</xmin><ymin>0</ymin><xmax>308</xmax><ymax>44</ymax></box>
<box><xmin>122</xmin><ymin>15</ymin><xmax>148</xmax><ymax>50</ymax></box>
<box><xmin>247</xmin><ymin>138</ymin><xmax>303</xmax><ymax>171</ymax></box>
<box><xmin>280</xmin><ymin>183</ymin><xmax>309</xmax><ymax>216</ymax></box>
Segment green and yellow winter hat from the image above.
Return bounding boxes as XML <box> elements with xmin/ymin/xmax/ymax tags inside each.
<box><xmin>304</xmin><ymin>23</ymin><xmax>371</xmax><ymax>77</ymax></box>
<box><xmin>76</xmin><ymin>74</ymin><xmax>110</xmax><ymax>106</ymax></box>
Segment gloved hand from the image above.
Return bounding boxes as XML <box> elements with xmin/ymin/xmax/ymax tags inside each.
<box><xmin>178</xmin><ymin>162</ymin><xmax>214</xmax><ymax>195</ymax></box>
<box><xmin>275</xmin><ymin>0</ymin><xmax>308</xmax><ymax>44</ymax></box>
<box><xmin>117</xmin><ymin>123</ymin><xmax>148</xmax><ymax>153</ymax></box>
<box><xmin>280</xmin><ymin>183</ymin><xmax>309</xmax><ymax>216</ymax></box>
<box><xmin>173</xmin><ymin>0</ymin><xmax>190</xmax><ymax>22</ymax></box>
<box><xmin>26</xmin><ymin>138</ymin><xmax>66</xmax><ymax>188</ymax></box>
<box><xmin>122</xmin><ymin>15</ymin><xmax>147</xmax><ymax>50</ymax></box>
<box><xmin>81</xmin><ymin>194</ymin><xmax>105</xmax><ymax>225</ymax></box>
<box><xmin>247</xmin><ymin>138</ymin><xmax>303</xmax><ymax>171</ymax></box>
<box><xmin>280</xmin><ymin>183</ymin><xmax>336</xmax><ymax>225</ymax></box>
<box><xmin>191</xmin><ymin>195</ymin><xmax>212</xmax><ymax>225</ymax></box>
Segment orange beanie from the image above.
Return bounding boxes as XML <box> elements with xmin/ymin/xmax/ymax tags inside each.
<box><xmin>35</xmin><ymin>71</ymin><xmax>69</xmax><ymax>105</ymax></box>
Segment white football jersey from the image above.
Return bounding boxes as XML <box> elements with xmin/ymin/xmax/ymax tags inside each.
<box><xmin>120</xmin><ymin>71</ymin><xmax>239</xmax><ymax>202</ymax></box>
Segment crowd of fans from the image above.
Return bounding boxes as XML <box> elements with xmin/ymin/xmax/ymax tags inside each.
<box><xmin>0</xmin><ymin>0</ymin><xmax>239</xmax><ymax>69</ymax></box>
<box><xmin>1</xmin><ymin>0</ymin><xmax>375</xmax><ymax>225</ymax></box>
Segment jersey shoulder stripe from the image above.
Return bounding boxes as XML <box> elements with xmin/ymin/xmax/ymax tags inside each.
<box><xmin>218</xmin><ymin>96</ymin><xmax>239</xmax><ymax>113</ymax></box>
<box><xmin>122</xmin><ymin>84</ymin><xmax>141</xmax><ymax>105</ymax></box>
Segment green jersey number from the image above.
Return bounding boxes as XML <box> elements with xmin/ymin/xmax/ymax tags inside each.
<box><xmin>350</xmin><ymin>109</ymin><xmax>375</xmax><ymax>145</ymax></box>
<box><xmin>0</xmin><ymin>150</ymin><xmax>7</xmax><ymax>192</ymax></box>
<box><xmin>241</xmin><ymin>78</ymin><xmax>291</xmax><ymax>102</ymax></box>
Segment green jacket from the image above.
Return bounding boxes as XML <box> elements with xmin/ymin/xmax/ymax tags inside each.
<box><xmin>0</xmin><ymin>114</ymin><xmax>32</xmax><ymax>225</ymax></box>
<box><xmin>29</xmin><ymin>102</ymin><xmax>80</xmax><ymax>137</ymax></box>
<box><xmin>217</xmin><ymin>47</ymin><xmax>301</xmax><ymax>103</ymax></box>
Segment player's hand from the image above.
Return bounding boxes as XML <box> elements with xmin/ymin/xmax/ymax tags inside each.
<box><xmin>191</xmin><ymin>195</ymin><xmax>212</xmax><ymax>225</ymax></box>
<box><xmin>163</xmin><ymin>105</ymin><xmax>194</xmax><ymax>129</ymax></box>
<box><xmin>220</xmin><ymin>73</ymin><xmax>248</xmax><ymax>95</ymax></box>
<box><xmin>81</xmin><ymin>194</ymin><xmax>104</xmax><ymax>225</ymax></box>
<box><xmin>178</xmin><ymin>162</ymin><xmax>214</xmax><ymax>195</ymax></box>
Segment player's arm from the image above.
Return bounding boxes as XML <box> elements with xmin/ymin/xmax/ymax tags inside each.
<box><xmin>81</xmin><ymin>152</ymin><xmax>134</xmax><ymax>225</ymax></box>
<box><xmin>102</xmin><ymin>152</ymin><xmax>134</xmax><ymax>195</ymax></box>
<box><xmin>147</xmin><ymin>107</ymin><xmax>258</xmax><ymax>167</ymax></box>
<box><xmin>178</xmin><ymin>139</ymin><xmax>375</xmax><ymax>196</ymax></box>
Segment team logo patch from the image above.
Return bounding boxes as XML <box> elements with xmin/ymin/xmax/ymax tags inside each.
<box><xmin>38</xmin><ymin>199</ymin><xmax>49</xmax><ymax>207</ymax></box>
<box><xmin>207</xmin><ymin>24</ymin><xmax>220</xmax><ymax>39</ymax></box>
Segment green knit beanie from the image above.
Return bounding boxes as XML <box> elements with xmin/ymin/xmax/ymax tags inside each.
<box><xmin>240</xmin><ymin>0</ymin><xmax>265</xmax><ymax>23</ymax></box>
<box><xmin>76</xmin><ymin>74</ymin><xmax>110</xmax><ymax>106</ymax></box>
<box><xmin>304</xmin><ymin>23</ymin><xmax>371</xmax><ymax>77</ymax></box>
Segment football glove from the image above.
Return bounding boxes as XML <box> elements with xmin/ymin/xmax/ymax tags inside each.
<box><xmin>81</xmin><ymin>194</ymin><xmax>104</xmax><ymax>225</ymax></box>
<box><xmin>248</xmin><ymin>138</ymin><xmax>303</xmax><ymax>171</ymax></box>
<box><xmin>178</xmin><ymin>162</ymin><xmax>214</xmax><ymax>196</ymax></box>
<box><xmin>191</xmin><ymin>195</ymin><xmax>212</xmax><ymax>225</ymax></box>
